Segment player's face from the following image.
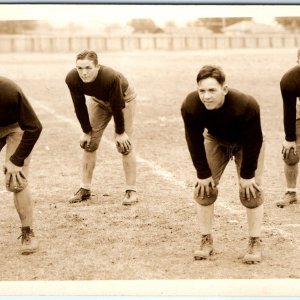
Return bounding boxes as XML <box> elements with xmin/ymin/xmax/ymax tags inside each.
<box><xmin>197</xmin><ymin>77</ymin><xmax>228</xmax><ymax>110</ymax></box>
<box><xmin>76</xmin><ymin>59</ymin><xmax>100</xmax><ymax>83</ymax></box>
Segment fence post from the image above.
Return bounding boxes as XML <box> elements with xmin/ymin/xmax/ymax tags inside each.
<box><xmin>29</xmin><ymin>36</ymin><xmax>34</xmax><ymax>52</ymax></box>
<box><xmin>198</xmin><ymin>36</ymin><xmax>202</xmax><ymax>49</ymax></box>
<box><xmin>120</xmin><ymin>36</ymin><xmax>125</xmax><ymax>51</ymax></box>
<box><xmin>269</xmin><ymin>36</ymin><xmax>273</xmax><ymax>48</ymax></box>
<box><xmin>228</xmin><ymin>36</ymin><xmax>232</xmax><ymax>48</ymax></box>
<box><xmin>137</xmin><ymin>36</ymin><xmax>141</xmax><ymax>50</ymax></box>
<box><xmin>103</xmin><ymin>37</ymin><xmax>107</xmax><ymax>51</ymax></box>
<box><xmin>168</xmin><ymin>36</ymin><xmax>173</xmax><ymax>50</ymax></box>
<box><xmin>49</xmin><ymin>37</ymin><xmax>54</xmax><ymax>52</ymax></box>
<box><xmin>153</xmin><ymin>36</ymin><xmax>157</xmax><ymax>50</ymax></box>
<box><xmin>68</xmin><ymin>37</ymin><xmax>72</xmax><ymax>52</ymax></box>
<box><xmin>256</xmin><ymin>36</ymin><xmax>259</xmax><ymax>48</ymax></box>
<box><xmin>10</xmin><ymin>37</ymin><xmax>15</xmax><ymax>52</ymax></box>
<box><xmin>86</xmin><ymin>36</ymin><xmax>91</xmax><ymax>49</ymax></box>
<box><xmin>183</xmin><ymin>36</ymin><xmax>187</xmax><ymax>50</ymax></box>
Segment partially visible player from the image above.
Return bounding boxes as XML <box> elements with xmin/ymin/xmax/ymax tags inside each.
<box><xmin>277</xmin><ymin>49</ymin><xmax>300</xmax><ymax>208</ymax></box>
<box><xmin>0</xmin><ymin>76</ymin><xmax>42</xmax><ymax>254</ymax></box>
<box><xmin>65</xmin><ymin>50</ymin><xmax>137</xmax><ymax>205</ymax></box>
<box><xmin>181</xmin><ymin>65</ymin><xmax>265</xmax><ymax>264</ymax></box>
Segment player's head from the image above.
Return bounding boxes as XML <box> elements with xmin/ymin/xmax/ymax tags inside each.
<box><xmin>76</xmin><ymin>50</ymin><xmax>100</xmax><ymax>83</ymax></box>
<box><xmin>196</xmin><ymin>65</ymin><xmax>228</xmax><ymax>110</ymax></box>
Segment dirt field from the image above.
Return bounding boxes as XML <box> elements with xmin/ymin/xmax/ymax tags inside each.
<box><xmin>0</xmin><ymin>49</ymin><xmax>299</xmax><ymax>295</ymax></box>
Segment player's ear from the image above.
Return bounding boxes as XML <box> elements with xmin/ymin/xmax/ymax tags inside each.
<box><xmin>96</xmin><ymin>64</ymin><xmax>101</xmax><ymax>70</ymax></box>
<box><xmin>222</xmin><ymin>83</ymin><xmax>229</xmax><ymax>95</ymax></box>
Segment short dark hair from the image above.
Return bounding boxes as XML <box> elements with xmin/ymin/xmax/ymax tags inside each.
<box><xmin>196</xmin><ymin>65</ymin><xmax>226</xmax><ymax>85</ymax></box>
<box><xmin>76</xmin><ymin>49</ymin><xmax>98</xmax><ymax>65</ymax></box>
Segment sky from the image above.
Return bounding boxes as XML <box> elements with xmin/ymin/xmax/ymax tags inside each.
<box><xmin>0</xmin><ymin>4</ymin><xmax>299</xmax><ymax>27</ymax></box>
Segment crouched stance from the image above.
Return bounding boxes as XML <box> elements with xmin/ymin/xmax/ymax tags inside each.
<box><xmin>65</xmin><ymin>50</ymin><xmax>137</xmax><ymax>205</ymax></box>
<box><xmin>0</xmin><ymin>76</ymin><xmax>42</xmax><ymax>254</ymax></box>
<box><xmin>181</xmin><ymin>65</ymin><xmax>265</xmax><ymax>264</ymax></box>
<box><xmin>277</xmin><ymin>49</ymin><xmax>300</xmax><ymax>207</ymax></box>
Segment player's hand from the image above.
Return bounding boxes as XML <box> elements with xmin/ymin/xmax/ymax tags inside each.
<box><xmin>115</xmin><ymin>132</ymin><xmax>132</xmax><ymax>155</ymax></box>
<box><xmin>3</xmin><ymin>160</ymin><xmax>27</xmax><ymax>192</ymax></box>
<box><xmin>282</xmin><ymin>140</ymin><xmax>297</xmax><ymax>159</ymax></box>
<box><xmin>239</xmin><ymin>177</ymin><xmax>260</xmax><ymax>200</ymax></box>
<box><xmin>80</xmin><ymin>132</ymin><xmax>92</xmax><ymax>150</ymax></box>
<box><xmin>194</xmin><ymin>176</ymin><xmax>215</xmax><ymax>199</ymax></box>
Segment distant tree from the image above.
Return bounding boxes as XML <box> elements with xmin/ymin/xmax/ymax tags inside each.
<box><xmin>275</xmin><ymin>17</ymin><xmax>300</xmax><ymax>33</ymax></box>
<box><xmin>0</xmin><ymin>20</ymin><xmax>40</xmax><ymax>34</ymax></box>
<box><xmin>104</xmin><ymin>23</ymin><xmax>123</xmax><ymax>34</ymax></box>
<box><xmin>164</xmin><ymin>20</ymin><xmax>177</xmax><ymax>29</ymax></box>
<box><xmin>66</xmin><ymin>22</ymin><xmax>84</xmax><ymax>33</ymax></box>
<box><xmin>127</xmin><ymin>18</ymin><xmax>163</xmax><ymax>33</ymax></box>
<box><xmin>188</xmin><ymin>17</ymin><xmax>252</xmax><ymax>33</ymax></box>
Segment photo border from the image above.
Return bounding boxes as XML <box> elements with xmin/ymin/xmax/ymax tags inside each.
<box><xmin>0</xmin><ymin>0</ymin><xmax>300</xmax><ymax>297</ymax></box>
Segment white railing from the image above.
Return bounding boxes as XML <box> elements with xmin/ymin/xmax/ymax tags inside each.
<box><xmin>0</xmin><ymin>33</ymin><xmax>299</xmax><ymax>52</ymax></box>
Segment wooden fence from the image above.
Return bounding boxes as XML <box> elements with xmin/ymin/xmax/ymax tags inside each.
<box><xmin>0</xmin><ymin>34</ymin><xmax>300</xmax><ymax>52</ymax></box>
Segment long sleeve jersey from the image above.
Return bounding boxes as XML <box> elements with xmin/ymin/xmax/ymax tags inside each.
<box><xmin>280</xmin><ymin>65</ymin><xmax>300</xmax><ymax>141</ymax></box>
<box><xmin>181</xmin><ymin>88</ymin><xmax>263</xmax><ymax>180</ymax></box>
<box><xmin>65</xmin><ymin>65</ymin><xmax>130</xmax><ymax>134</ymax></box>
<box><xmin>0</xmin><ymin>76</ymin><xmax>42</xmax><ymax>166</ymax></box>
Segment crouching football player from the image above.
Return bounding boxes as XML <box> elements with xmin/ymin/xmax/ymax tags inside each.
<box><xmin>65</xmin><ymin>50</ymin><xmax>137</xmax><ymax>205</ymax></box>
<box><xmin>0</xmin><ymin>76</ymin><xmax>42</xmax><ymax>254</ymax></box>
<box><xmin>181</xmin><ymin>65</ymin><xmax>265</xmax><ymax>264</ymax></box>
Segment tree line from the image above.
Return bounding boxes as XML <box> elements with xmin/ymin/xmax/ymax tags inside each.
<box><xmin>0</xmin><ymin>17</ymin><xmax>299</xmax><ymax>34</ymax></box>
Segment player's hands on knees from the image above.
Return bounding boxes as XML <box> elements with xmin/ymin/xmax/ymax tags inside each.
<box><xmin>282</xmin><ymin>140</ymin><xmax>297</xmax><ymax>158</ymax></box>
<box><xmin>194</xmin><ymin>176</ymin><xmax>216</xmax><ymax>199</ymax></box>
<box><xmin>239</xmin><ymin>177</ymin><xmax>260</xmax><ymax>200</ymax></box>
<box><xmin>115</xmin><ymin>132</ymin><xmax>132</xmax><ymax>155</ymax></box>
<box><xmin>80</xmin><ymin>132</ymin><xmax>92</xmax><ymax>150</ymax></box>
<box><xmin>3</xmin><ymin>160</ymin><xmax>27</xmax><ymax>192</ymax></box>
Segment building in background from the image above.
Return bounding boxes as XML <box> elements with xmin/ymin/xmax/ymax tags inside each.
<box><xmin>222</xmin><ymin>20</ymin><xmax>286</xmax><ymax>35</ymax></box>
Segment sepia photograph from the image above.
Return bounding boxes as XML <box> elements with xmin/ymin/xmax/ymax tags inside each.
<box><xmin>0</xmin><ymin>2</ymin><xmax>300</xmax><ymax>296</ymax></box>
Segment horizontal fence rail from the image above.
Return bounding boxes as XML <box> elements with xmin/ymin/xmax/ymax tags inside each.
<box><xmin>0</xmin><ymin>34</ymin><xmax>300</xmax><ymax>52</ymax></box>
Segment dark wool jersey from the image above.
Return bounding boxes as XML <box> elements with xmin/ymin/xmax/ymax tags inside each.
<box><xmin>65</xmin><ymin>65</ymin><xmax>129</xmax><ymax>134</ymax></box>
<box><xmin>280</xmin><ymin>65</ymin><xmax>300</xmax><ymax>141</ymax></box>
<box><xmin>181</xmin><ymin>88</ymin><xmax>263</xmax><ymax>180</ymax></box>
<box><xmin>0</xmin><ymin>76</ymin><xmax>42</xmax><ymax>166</ymax></box>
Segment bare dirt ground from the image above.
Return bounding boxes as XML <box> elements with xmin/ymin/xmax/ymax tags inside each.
<box><xmin>0</xmin><ymin>49</ymin><xmax>299</xmax><ymax>295</ymax></box>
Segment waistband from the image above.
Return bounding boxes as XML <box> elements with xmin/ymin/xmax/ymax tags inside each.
<box><xmin>91</xmin><ymin>85</ymin><xmax>136</xmax><ymax>105</ymax></box>
<box><xmin>0</xmin><ymin>122</ymin><xmax>19</xmax><ymax>131</ymax></box>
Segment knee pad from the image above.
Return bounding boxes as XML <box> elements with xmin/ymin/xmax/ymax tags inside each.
<box><xmin>194</xmin><ymin>186</ymin><xmax>218</xmax><ymax>206</ymax></box>
<box><xmin>121</xmin><ymin>147</ymin><xmax>133</xmax><ymax>156</ymax></box>
<box><xmin>84</xmin><ymin>141</ymin><xmax>98</xmax><ymax>152</ymax></box>
<box><xmin>283</xmin><ymin>148</ymin><xmax>299</xmax><ymax>166</ymax></box>
<box><xmin>239</xmin><ymin>189</ymin><xmax>264</xmax><ymax>209</ymax></box>
<box><xmin>4</xmin><ymin>170</ymin><xmax>28</xmax><ymax>193</ymax></box>
<box><xmin>116</xmin><ymin>143</ymin><xmax>133</xmax><ymax>155</ymax></box>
